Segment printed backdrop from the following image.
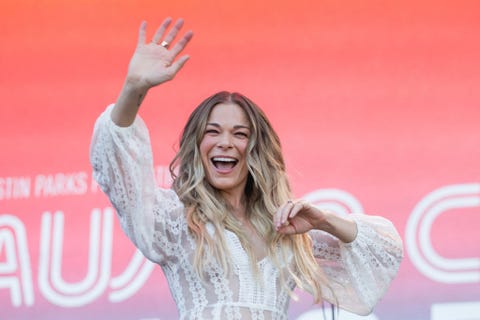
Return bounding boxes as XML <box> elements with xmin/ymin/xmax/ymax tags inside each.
<box><xmin>1</xmin><ymin>1</ymin><xmax>479</xmax><ymax>319</ymax></box>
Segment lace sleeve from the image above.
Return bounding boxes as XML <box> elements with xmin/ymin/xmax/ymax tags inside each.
<box><xmin>310</xmin><ymin>214</ymin><xmax>403</xmax><ymax>315</ymax></box>
<box><xmin>89</xmin><ymin>104</ymin><xmax>184</xmax><ymax>264</ymax></box>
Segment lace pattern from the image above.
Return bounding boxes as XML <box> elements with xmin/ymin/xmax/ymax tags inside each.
<box><xmin>90</xmin><ymin>104</ymin><xmax>403</xmax><ymax>319</ymax></box>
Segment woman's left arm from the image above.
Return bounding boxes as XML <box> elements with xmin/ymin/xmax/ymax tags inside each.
<box><xmin>275</xmin><ymin>201</ymin><xmax>404</xmax><ymax>315</ymax></box>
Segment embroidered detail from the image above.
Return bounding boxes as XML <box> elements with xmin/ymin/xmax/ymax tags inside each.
<box><xmin>90</xmin><ymin>105</ymin><xmax>403</xmax><ymax>319</ymax></box>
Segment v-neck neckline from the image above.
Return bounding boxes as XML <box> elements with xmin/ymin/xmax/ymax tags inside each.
<box><xmin>224</xmin><ymin>228</ymin><xmax>269</xmax><ymax>265</ymax></box>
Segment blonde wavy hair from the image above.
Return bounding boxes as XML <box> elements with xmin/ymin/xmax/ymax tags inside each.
<box><xmin>169</xmin><ymin>91</ymin><xmax>327</xmax><ymax>303</ymax></box>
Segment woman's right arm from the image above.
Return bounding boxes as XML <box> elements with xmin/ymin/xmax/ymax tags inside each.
<box><xmin>112</xmin><ymin>18</ymin><xmax>193</xmax><ymax>126</ymax></box>
<box><xmin>90</xmin><ymin>18</ymin><xmax>193</xmax><ymax>262</ymax></box>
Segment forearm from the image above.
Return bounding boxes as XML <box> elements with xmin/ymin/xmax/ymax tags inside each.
<box><xmin>111</xmin><ymin>80</ymin><xmax>149</xmax><ymax>127</ymax></box>
<box><xmin>319</xmin><ymin>211</ymin><xmax>358</xmax><ymax>243</ymax></box>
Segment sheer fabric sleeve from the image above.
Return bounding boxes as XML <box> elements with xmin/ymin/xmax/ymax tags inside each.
<box><xmin>89</xmin><ymin>104</ymin><xmax>184</xmax><ymax>264</ymax></box>
<box><xmin>309</xmin><ymin>214</ymin><xmax>403</xmax><ymax>315</ymax></box>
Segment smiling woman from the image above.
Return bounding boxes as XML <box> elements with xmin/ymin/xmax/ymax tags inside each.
<box><xmin>199</xmin><ymin>101</ymin><xmax>251</xmax><ymax>198</ymax></box>
<box><xmin>90</xmin><ymin>17</ymin><xmax>403</xmax><ymax>319</ymax></box>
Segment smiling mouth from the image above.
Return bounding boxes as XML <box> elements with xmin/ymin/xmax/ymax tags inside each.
<box><xmin>211</xmin><ymin>157</ymin><xmax>238</xmax><ymax>170</ymax></box>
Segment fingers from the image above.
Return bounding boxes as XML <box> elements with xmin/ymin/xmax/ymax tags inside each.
<box><xmin>274</xmin><ymin>200</ymin><xmax>312</xmax><ymax>233</ymax></box>
<box><xmin>164</xmin><ymin>28</ymin><xmax>193</xmax><ymax>75</ymax></box>
<box><xmin>137</xmin><ymin>21</ymin><xmax>147</xmax><ymax>46</ymax></box>
<box><xmin>289</xmin><ymin>200</ymin><xmax>308</xmax><ymax>219</ymax></box>
<box><xmin>161</xmin><ymin>18</ymin><xmax>184</xmax><ymax>48</ymax></box>
<box><xmin>142</xmin><ymin>18</ymin><xmax>192</xmax><ymax>51</ymax></box>
<box><xmin>275</xmin><ymin>200</ymin><xmax>295</xmax><ymax>230</ymax></box>
<box><xmin>170</xmin><ymin>30</ymin><xmax>194</xmax><ymax>56</ymax></box>
<box><xmin>151</xmin><ymin>17</ymin><xmax>173</xmax><ymax>44</ymax></box>
<box><xmin>274</xmin><ymin>200</ymin><xmax>299</xmax><ymax>235</ymax></box>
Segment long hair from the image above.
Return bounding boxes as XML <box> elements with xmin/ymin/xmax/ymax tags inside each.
<box><xmin>169</xmin><ymin>91</ymin><xmax>327</xmax><ymax>303</ymax></box>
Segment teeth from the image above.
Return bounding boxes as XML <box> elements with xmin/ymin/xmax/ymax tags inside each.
<box><xmin>212</xmin><ymin>157</ymin><xmax>237</xmax><ymax>162</ymax></box>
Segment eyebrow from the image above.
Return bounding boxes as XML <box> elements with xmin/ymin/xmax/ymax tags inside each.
<box><xmin>206</xmin><ymin>123</ymin><xmax>250</xmax><ymax>130</ymax></box>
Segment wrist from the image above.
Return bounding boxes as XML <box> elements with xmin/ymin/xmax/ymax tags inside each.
<box><xmin>320</xmin><ymin>211</ymin><xmax>357</xmax><ymax>243</ymax></box>
<box><xmin>317</xmin><ymin>211</ymin><xmax>336</xmax><ymax>233</ymax></box>
<box><xmin>111</xmin><ymin>79</ymin><xmax>149</xmax><ymax>127</ymax></box>
<box><xmin>123</xmin><ymin>76</ymin><xmax>150</xmax><ymax>95</ymax></box>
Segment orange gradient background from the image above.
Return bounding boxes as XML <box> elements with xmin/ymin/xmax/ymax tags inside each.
<box><xmin>1</xmin><ymin>1</ymin><xmax>479</xmax><ymax>319</ymax></box>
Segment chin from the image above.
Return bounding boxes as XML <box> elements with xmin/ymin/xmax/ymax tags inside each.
<box><xmin>207</xmin><ymin>177</ymin><xmax>246</xmax><ymax>194</ymax></box>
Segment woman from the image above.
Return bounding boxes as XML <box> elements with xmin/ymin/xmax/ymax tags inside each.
<box><xmin>90</xmin><ymin>17</ymin><xmax>403</xmax><ymax>319</ymax></box>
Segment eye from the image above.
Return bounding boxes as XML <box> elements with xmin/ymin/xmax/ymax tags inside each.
<box><xmin>235</xmin><ymin>131</ymin><xmax>249</xmax><ymax>138</ymax></box>
<box><xmin>205</xmin><ymin>129</ymin><xmax>219</xmax><ymax>135</ymax></box>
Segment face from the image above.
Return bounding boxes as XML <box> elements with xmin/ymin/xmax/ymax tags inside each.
<box><xmin>200</xmin><ymin>102</ymin><xmax>251</xmax><ymax>197</ymax></box>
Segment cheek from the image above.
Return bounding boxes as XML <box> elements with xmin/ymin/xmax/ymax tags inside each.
<box><xmin>199</xmin><ymin>137</ymin><xmax>217</xmax><ymax>169</ymax></box>
<box><xmin>239</xmin><ymin>141</ymin><xmax>249</xmax><ymax>157</ymax></box>
<box><xmin>199</xmin><ymin>137</ymin><xmax>213</xmax><ymax>156</ymax></box>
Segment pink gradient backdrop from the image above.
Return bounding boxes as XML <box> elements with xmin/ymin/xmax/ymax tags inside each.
<box><xmin>1</xmin><ymin>1</ymin><xmax>479</xmax><ymax>319</ymax></box>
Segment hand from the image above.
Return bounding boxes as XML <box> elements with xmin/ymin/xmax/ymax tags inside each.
<box><xmin>274</xmin><ymin>200</ymin><xmax>328</xmax><ymax>235</ymax></box>
<box><xmin>126</xmin><ymin>18</ymin><xmax>193</xmax><ymax>90</ymax></box>
<box><xmin>274</xmin><ymin>200</ymin><xmax>358</xmax><ymax>242</ymax></box>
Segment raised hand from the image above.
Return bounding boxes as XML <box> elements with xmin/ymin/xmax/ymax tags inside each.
<box><xmin>126</xmin><ymin>18</ymin><xmax>194</xmax><ymax>90</ymax></box>
<box><xmin>112</xmin><ymin>18</ymin><xmax>193</xmax><ymax>126</ymax></box>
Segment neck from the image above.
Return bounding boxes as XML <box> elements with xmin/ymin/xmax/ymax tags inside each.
<box><xmin>221</xmin><ymin>190</ymin><xmax>247</xmax><ymax>219</ymax></box>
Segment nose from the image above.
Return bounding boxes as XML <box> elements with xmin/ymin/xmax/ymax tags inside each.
<box><xmin>217</xmin><ymin>133</ymin><xmax>233</xmax><ymax>148</ymax></box>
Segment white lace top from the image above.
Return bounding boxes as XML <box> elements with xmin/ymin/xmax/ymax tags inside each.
<box><xmin>90</xmin><ymin>105</ymin><xmax>403</xmax><ymax>320</ymax></box>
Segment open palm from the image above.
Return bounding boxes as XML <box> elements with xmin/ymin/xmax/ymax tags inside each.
<box><xmin>126</xmin><ymin>18</ymin><xmax>193</xmax><ymax>89</ymax></box>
